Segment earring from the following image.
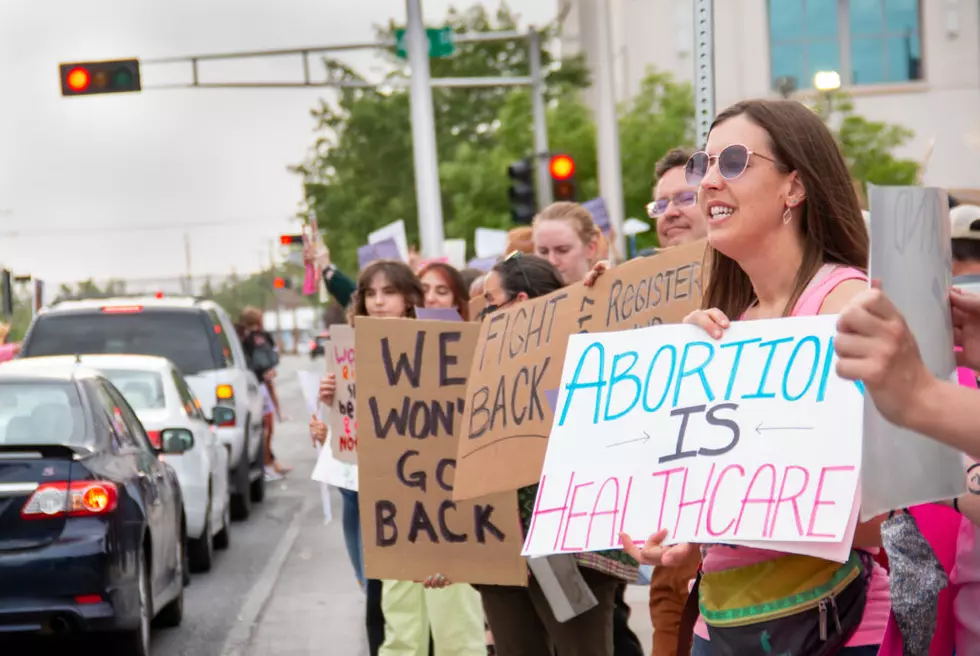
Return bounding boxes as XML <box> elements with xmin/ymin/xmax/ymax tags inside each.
<box><xmin>782</xmin><ymin>206</ymin><xmax>792</xmax><ymax>224</ymax></box>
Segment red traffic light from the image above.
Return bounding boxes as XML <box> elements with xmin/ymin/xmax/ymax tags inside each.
<box><xmin>549</xmin><ymin>154</ymin><xmax>575</xmax><ymax>181</ymax></box>
<box><xmin>273</xmin><ymin>277</ymin><xmax>286</xmax><ymax>289</ymax></box>
<box><xmin>280</xmin><ymin>234</ymin><xmax>303</xmax><ymax>246</ymax></box>
<box><xmin>65</xmin><ymin>67</ymin><xmax>91</xmax><ymax>93</ymax></box>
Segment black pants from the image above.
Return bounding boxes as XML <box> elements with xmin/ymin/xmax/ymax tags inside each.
<box><xmin>613</xmin><ymin>582</ymin><xmax>644</xmax><ymax>656</ymax></box>
<box><xmin>366</xmin><ymin>578</ymin><xmax>384</xmax><ymax>656</ymax></box>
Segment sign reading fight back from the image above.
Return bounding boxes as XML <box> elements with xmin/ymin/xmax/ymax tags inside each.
<box><xmin>522</xmin><ymin>315</ymin><xmax>864</xmax><ymax>559</ymax></box>
<box><xmin>356</xmin><ymin>318</ymin><xmax>525</xmax><ymax>585</ymax></box>
<box><xmin>453</xmin><ymin>239</ymin><xmax>709</xmax><ymax>501</ymax></box>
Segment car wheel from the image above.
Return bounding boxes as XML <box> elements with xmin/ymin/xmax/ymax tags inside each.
<box><xmin>189</xmin><ymin>499</ymin><xmax>214</xmax><ymax>573</ymax></box>
<box><xmin>154</xmin><ymin>528</ymin><xmax>184</xmax><ymax>628</ymax></box>
<box><xmin>110</xmin><ymin>548</ymin><xmax>152</xmax><ymax>656</ymax></box>
<box><xmin>214</xmin><ymin>494</ymin><xmax>231</xmax><ymax>550</ymax></box>
<box><xmin>229</xmin><ymin>448</ymin><xmax>252</xmax><ymax>521</ymax></box>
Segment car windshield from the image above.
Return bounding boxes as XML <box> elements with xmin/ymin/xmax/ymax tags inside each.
<box><xmin>0</xmin><ymin>381</ymin><xmax>88</xmax><ymax>447</ymax></box>
<box><xmin>24</xmin><ymin>309</ymin><xmax>221</xmax><ymax>375</ymax></box>
<box><xmin>102</xmin><ymin>370</ymin><xmax>166</xmax><ymax>410</ymax></box>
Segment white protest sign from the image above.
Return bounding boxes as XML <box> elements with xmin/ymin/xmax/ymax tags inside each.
<box><xmin>444</xmin><ymin>238</ymin><xmax>467</xmax><ymax>270</ymax></box>
<box><xmin>475</xmin><ymin>228</ymin><xmax>508</xmax><ymax>259</ymax></box>
<box><xmin>862</xmin><ymin>185</ymin><xmax>965</xmax><ymax>518</ymax></box>
<box><xmin>300</xmin><ymin>369</ymin><xmax>358</xmax><ymax>492</ymax></box>
<box><xmin>369</xmin><ymin>219</ymin><xmax>410</xmax><ymax>263</ymax></box>
<box><xmin>521</xmin><ymin>315</ymin><xmax>864</xmax><ymax>559</ymax></box>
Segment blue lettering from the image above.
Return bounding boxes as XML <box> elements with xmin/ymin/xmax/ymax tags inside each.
<box><xmin>672</xmin><ymin>341</ymin><xmax>716</xmax><ymax>407</ymax></box>
<box><xmin>643</xmin><ymin>344</ymin><xmax>677</xmax><ymax>412</ymax></box>
<box><xmin>604</xmin><ymin>351</ymin><xmax>641</xmax><ymax>421</ymax></box>
<box><xmin>742</xmin><ymin>337</ymin><xmax>793</xmax><ymax>400</ymax></box>
<box><xmin>559</xmin><ymin>342</ymin><xmax>607</xmax><ymax>425</ymax></box>
<box><xmin>816</xmin><ymin>336</ymin><xmax>865</xmax><ymax>399</ymax></box>
<box><xmin>719</xmin><ymin>338</ymin><xmax>762</xmax><ymax>400</ymax></box>
<box><xmin>782</xmin><ymin>336</ymin><xmax>820</xmax><ymax>401</ymax></box>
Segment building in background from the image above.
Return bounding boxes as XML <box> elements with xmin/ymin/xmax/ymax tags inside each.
<box><xmin>561</xmin><ymin>0</ymin><xmax>980</xmax><ymax>190</ymax></box>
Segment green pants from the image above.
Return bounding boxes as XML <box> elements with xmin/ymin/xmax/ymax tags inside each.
<box><xmin>380</xmin><ymin>580</ymin><xmax>486</xmax><ymax>656</ymax></box>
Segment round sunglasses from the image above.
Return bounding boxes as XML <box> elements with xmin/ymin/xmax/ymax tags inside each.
<box><xmin>685</xmin><ymin>144</ymin><xmax>778</xmax><ymax>187</ymax></box>
<box><xmin>646</xmin><ymin>191</ymin><xmax>697</xmax><ymax>219</ymax></box>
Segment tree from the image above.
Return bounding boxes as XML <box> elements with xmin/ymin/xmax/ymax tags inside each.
<box><xmin>293</xmin><ymin>3</ymin><xmax>589</xmax><ymax>276</ymax></box>
<box><xmin>820</xmin><ymin>92</ymin><xmax>920</xmax><ymax>200</ymax></box>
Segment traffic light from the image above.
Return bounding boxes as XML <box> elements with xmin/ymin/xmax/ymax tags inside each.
<box><xmin>280</xmin><ymin>234</ymin><xmax>303</xmax><ymax>246</ymax></box>
<box><xmin>507</xmin><ymin>158</ymin><xmax>536</xmax><ymax>225</ymax></box>
<box><xmin>59</xmin><ymin>59</ymin><xmax>141</xmax><ymax>97</ymax></box>
<box><xmin>273</xmin><ymin>277</ymin><xmax>292</xmax><ymax>290</ymax></box>
<box><xmin>550</xmin><ymin>154</ymin><xmax>577</xmax><ymax>202</ymax></box>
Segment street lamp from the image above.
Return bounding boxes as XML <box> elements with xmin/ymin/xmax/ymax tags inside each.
<box><xmin>813</xmin><ymin>70</ymin><xmax>841</xmax><ymax>119</ymax></box>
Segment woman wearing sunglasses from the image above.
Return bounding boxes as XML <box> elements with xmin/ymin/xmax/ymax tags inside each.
<box><xmin>476</xmin><ymin>253</ymin><xmax>638</xmax><ymax>656</ymax></box>
<box><xmin>623</xmin><ymin>99</ymin><xmax>890</xmax><ymax>655</ymax></box>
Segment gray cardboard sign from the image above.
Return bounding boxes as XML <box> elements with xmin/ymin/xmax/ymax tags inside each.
<box><xmin>862</xmin><ymin>185</ymin><xmax>966</xmax><ymax>518</ymax></box>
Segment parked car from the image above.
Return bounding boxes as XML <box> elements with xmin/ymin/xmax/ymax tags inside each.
<box><xmin>0</xmin><ymin>360</ymin><xmax>185</xmax><ymax>655</ymax></box>
<box><xmin>18</xmin><ymin>295</ymin><xmax>266</xmax><ymax>520</ymax></box>
<box><xmin>8</xmin><ymin>355</ymin><xmax>233</xmax><ymax>572</ymax></box>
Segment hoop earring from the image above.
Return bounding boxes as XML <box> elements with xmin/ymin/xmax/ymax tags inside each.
<box><xmin>782</xmin><ymin>206</ymin><xmax>792</xmax><ymax>225</ymax></box>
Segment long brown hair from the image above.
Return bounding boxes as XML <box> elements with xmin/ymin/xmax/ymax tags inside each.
<box><xmin>352</xmin><ymin>260</ymin><xmax>424</xmax><ymax>321</ymax></box>
<box><xmin>418</xmin><ymin>261</ymin><xmax>470</xmax><ymax>321</ymax></box>
<box><xmin>702</xmin><ymin>99</ymin><xmax>869</xmax><ymax>317</ymax></box>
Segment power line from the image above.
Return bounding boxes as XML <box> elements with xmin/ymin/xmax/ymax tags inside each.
<box><xmin>0</xmin><ymin>217</ymin><xmax>292</xmax><ymax>238</ymax></box>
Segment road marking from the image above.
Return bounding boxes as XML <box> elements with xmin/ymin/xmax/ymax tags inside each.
<box><xmin>218</xmin><ymin>494</ymin><xmax>315</xmax><ymax>656</ymax></box>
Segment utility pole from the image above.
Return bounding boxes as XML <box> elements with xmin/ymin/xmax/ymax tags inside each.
<box><xmin>405</xmin><ymin>0</ymin><xmax>445</xmax><ymax>260</ymax></box>
<box><xmin>694</xmin><ymin>0</ymin><xmax>716</xmax><ymax>147</ymax></box>
<box><xmin>593</xmin><ymin>0</ymin><xmax>626</xmax><ymax>258</ymax></box>
<box><xmin>529</xmin><ymin>28</ymin><xmax>553</xmax><ymax>209</ymax></box>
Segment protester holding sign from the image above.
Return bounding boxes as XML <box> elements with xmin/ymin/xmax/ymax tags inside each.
<box><xmin>475</xmin><ymin>252</ymin><xmax>638</xmax><ymax>656</ymax></box>
<box><xmin>530</xmin><ymin>202</ymin><xmax>643</xmax><ymax>656</ymax></box>
<box><xmin>623</xmin><ymin>99</ymin><xmax>890</xmax><ymax>655</ymax></box>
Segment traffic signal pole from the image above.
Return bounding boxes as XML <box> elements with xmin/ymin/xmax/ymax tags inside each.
<box><xmin>593</xmin><ymin>0</ymin><xmax>626</xmax><ymax>260</ymax></box>
<box><xmin>405</xmin><ymin>0</ymin><xmax>445</xmax><ymax>260</ymax></box>
<box><xmin>528</xmin><ymin>28</ymin><xmax>553</xmax><ymax>209</ymax></box>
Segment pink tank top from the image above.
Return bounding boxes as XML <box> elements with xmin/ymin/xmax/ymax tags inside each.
<box><xmin>693</xmin><ymin>264</ymin><xmax>891</xmax><ymax>646</ymax></box>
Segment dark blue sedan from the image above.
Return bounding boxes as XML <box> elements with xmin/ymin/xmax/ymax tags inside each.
<box><xmin>0</xmin><ymin>360</ymin><xmax>186</xmax><ymax>655</ymax></box>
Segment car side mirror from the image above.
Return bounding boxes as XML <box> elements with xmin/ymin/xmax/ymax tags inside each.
<box><xmin>210</xmin><ymin>406</ymin><xmax>236</xmax><ymax>427</ymax></box>
<box><xmin>160</xmin><ymin>428</ymin><xmax>194</xmax><ymax>454</ymax></box>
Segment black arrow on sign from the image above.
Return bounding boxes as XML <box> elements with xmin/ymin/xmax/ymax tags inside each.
<box><xmin>608</xmin><ymin>431</ymin><xmax>651</xmax><ymax>448</ymax></box>
<box><xmin>755</xmin><ymin>423</ymin><xmax>813</xmax><ymax>435</ymax></box>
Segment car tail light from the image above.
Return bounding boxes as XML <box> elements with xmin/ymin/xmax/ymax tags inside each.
<box><xmin>21</xmin><ymin>481</ymin><xmax>119</xmax><ymax>519</ymax></box>
<box><xmin>146</xmin><ymin>430</ymin><xmax>162</xmax><ymax>449</ymax></box>
<box><xmin>216</xmin><ymin>384</ymin><xmax>234</xmax><ymax>402</ymax></box>
<box><xmin>101</xmin><ymin>305</ymin><xmax>143</xmax><ymax>314</ymax></box>
<box><xmin>75</xmin><ymin>594</ymin><xmax>103</xmax><ymax>605</ymax></box>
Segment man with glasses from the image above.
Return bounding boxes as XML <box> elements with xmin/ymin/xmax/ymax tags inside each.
<box><xmin>640</xmin><ymin>147</ymin><xmax>707</xmax><ymax>656</ymax></box>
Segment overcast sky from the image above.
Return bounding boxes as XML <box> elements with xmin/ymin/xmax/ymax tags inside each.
<box><xmin>0</xmin><ymin>0</ymin><xmax>556</xmax><ymax>288</ymax></box>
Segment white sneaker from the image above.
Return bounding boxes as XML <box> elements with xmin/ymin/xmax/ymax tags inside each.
<box><xmin>264</xmin><ymin>466</ymin><xmax>283</xmax><ymax>482</ymax></box>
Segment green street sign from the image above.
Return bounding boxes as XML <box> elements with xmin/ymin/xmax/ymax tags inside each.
<box><xmin>394</xmin><ymin>27</ymin><xmax>455</xmax><ymax>60</ymax></box>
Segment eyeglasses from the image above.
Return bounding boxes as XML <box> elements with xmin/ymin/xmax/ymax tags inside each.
<box><xmin>685</xmin><ymin>144</ymin><xmax>778</xmax><ymax>186</ymax></box>
<box><xmin>646</xmin><ymin>191</ymin><xmax>697</xmax><ymax>218</ymax></box>
<box><xmin>477</xmin><ymin>251</ymin><xmax>533</xmax><ymax>321</ymax></box>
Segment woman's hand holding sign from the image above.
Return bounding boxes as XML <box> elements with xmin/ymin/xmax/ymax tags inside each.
<box><xmin>620</xmin><ymin>530</ymin><xmax>698</xmax><ymax>567</ymax></box>
<box><xmin>833</xmin><ymin>282</ymin><xmax>934</xmax><ymax>427</ymax></box>
<box><xmin>683</xmin><ymin>308</ymin><xmax>731</xmax><ymax>339</ymax></box>
<box><xmin>319</xmin><ymin>374</ymin><xmax>337</xmax><ymax>406</ymax></box>
<box><xmin>951</xmin><ymin>287</ymin><xmax>980</xmax><ymax>372</ymax></box>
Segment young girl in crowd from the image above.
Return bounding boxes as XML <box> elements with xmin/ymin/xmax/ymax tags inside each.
<box><xmin>315</xmin><ymin>258</ymin><xmax>487</xmax><ymax>656</ymax></box>
<box><xmin>474</xmin><ymin>252</ymin><xmax>639</xmax><ymax>656</ymax></box>
<box><xmin>419</xmin><ymin>261</ymin><xmax>471</xmax><ymax>320</ymax></box>
<box><xmin>623</xmin><ymin>99</ymin><xmax>891</xmax><ymax>654</ymax></box>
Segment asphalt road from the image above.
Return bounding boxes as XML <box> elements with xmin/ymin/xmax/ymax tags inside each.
<box><xmin>151</xmin><ymin>354</ymin><xmax>317</xmax><ymax>656</ymax></box>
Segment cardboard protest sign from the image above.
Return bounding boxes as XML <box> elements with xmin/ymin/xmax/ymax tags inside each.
<box><xmin>861</xmin><ymin>186</ymin><xmax>965</xmax><ymax>518</ymax></box>
<box><xmin>326</xmin><ymin>324</ymin><xmax>358</xmax><ymax>464</ymax></box>
<box><xmin>355</xmin><ymin>318</ymin><xmax>526</xmax><ymax>585</ymax></box>
<box><xmin>453</xmin><ymin>239</ymin><xmax>708</xmax><ymax>501</ymax></box>
<box><xmin>521</xmin><ymin>315</ymin><xmax>864</xmax><ymax>559</ymax></box>
<box><xmin>468</xmin><ymin>295</ymin><xmax>488</xmax><ymax>322</ymax></box>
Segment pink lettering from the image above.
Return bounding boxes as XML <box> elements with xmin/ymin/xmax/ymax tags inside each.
<box><xmin>618</xmin><ymin>476</ymin><xmax>634</xmax><ymax>535</ymax></box>
<box><xmin>586</xmin><ymin>477</ymin><xmax>621</xmax><ymax>550</ymax></box>
<box><xmin>673</xmin><ymin>464</ymin><xmax>716</xmax><ymax>538</ymax></box>
<box><xmin>734</xmin><ymin>464</ymin><xmax>777</xmax><ymax>537</ymax></box>
<box><xmin>559</xmin><ymin>481</ymin><xmax>594</xmax><ymax>552</ymax></box>
<box><xmin>525</xmin><ymin>474</ymin><xmax>572</xmax><ymax>551</ymax></box>
<box><xmin>706</xmin><ymin>464</ymin><xmax>744</xmax><ymax>537</ymax></box>
<box><xmin>769</xmin><ymin>465</ymin><xmax>810</xmax><ymax>538</ymax></box>
<box><xmin>651</xmin><ymin>468</ymin><xmax>686</xmax><ymax>532</ymax></box>
<box><xmin>806</xmin><ymin>466</ymin><xmax>855</xmax><ymax>539</ymax></box>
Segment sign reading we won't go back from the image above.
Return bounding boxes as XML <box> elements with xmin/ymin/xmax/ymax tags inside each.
<box><xmin>521</xmin><ymin>315</ymin><xmax>864</xmax><ymax>560</ymax></box>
